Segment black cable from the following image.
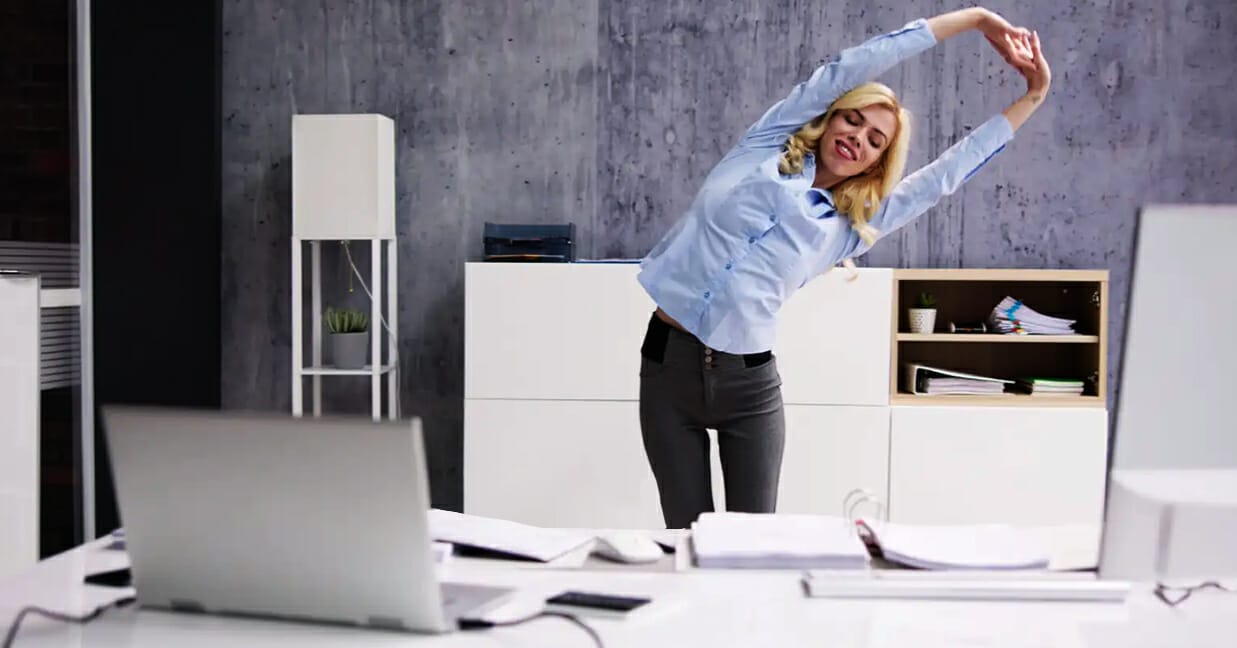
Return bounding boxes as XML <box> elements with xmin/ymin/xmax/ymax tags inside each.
<box><xmin>460</xmin><ymin>611</ymin><xmax>604</xmax><ymax>648</ymax></box>
<box><xmin>2</xmin><ymin>597</ymin><xmax>136</xmax><ymax>648</ymax></box>
<box><xmin>1154</xmin><ymin>581</ymin><xmax>1234</xmax><ymax>607</ymax></box>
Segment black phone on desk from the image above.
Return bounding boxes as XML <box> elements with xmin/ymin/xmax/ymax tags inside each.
<box><xmin>544</xmin><ymin>591</ymin><xmax>652</xmax><ymax>619</ymax></box>
<box><xmin>84</xmin><ymin>567</ymin><xmax>132</xmax><ymax>588</ymax></box>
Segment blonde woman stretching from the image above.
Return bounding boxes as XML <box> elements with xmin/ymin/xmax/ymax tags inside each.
<box><xmin>637</xmin><ymin>7</ymin><xmax>1051</xmax><ymax>528</ymax></box>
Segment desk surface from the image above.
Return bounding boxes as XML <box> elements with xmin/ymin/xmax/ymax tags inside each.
<box><xmin>2</xmin><ymin>538</ymin><xmax>1234</xmax><ymax>648</ymax></box>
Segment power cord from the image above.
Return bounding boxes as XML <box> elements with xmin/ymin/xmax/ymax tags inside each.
<box><xmin>4</xmin><ymin>599</ymin><xmax>604</xmax><ymax>647</ymax></box>
<box><xmin>340</xmin><ymin>241</ymin><xmax>401</xmax><ymax>417</ymax></box>
<box><xmin>460</xmin><ymin>611</ymin><xmax>604</xmax><ymax>648</ymax></box>
<box><xmin>2</xmin><ymin>597</ymin><xmax>136</xmax><ymax>648</ymax></box>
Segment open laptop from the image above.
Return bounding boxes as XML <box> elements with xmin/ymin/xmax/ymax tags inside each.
<box><xmin>101</xmin><ymin>406</ymin><xmax>512</xmax><ymax>633</ymax></box>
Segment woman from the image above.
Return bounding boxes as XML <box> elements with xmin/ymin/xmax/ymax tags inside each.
<box><xmin>636</xmin><ymin>7</ymin><xmax>1052</xmax><ymax>529</ymax></box>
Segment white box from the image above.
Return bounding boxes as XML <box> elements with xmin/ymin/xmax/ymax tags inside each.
<box><xmin>292</xmin><ymin>114</ymin><xmax>395</xmax><ymax>241</ymax></box>
<box><xmin>1099</xmin><ymin>469</ymin><xmax>1237</xmax><ymax>581</ymax></box>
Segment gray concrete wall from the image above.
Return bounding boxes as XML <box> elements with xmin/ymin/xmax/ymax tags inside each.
<box><xmin>222</xmin><ymin>0</ymin><xmax>1237</xmax><ymax>509</ymax></box>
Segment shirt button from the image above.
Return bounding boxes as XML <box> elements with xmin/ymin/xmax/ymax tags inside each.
<box><xmin>748</xmin><ymin>236</ymin><xmax>756</xmax><ymax>244</ymax></box>
<box><xmin>769</xmin><ymin>214</ymin><xmax>776</xmax><ymax>222</ymax></box>
<box><xmin>724</xmin><ymin>262</ymin><xmax>732</xmax><ymax>270</ymax></box>
<box><xmin>703</xmin><ymin>291</ymin><xmax>711</xmax><ymax>299</ymax></box>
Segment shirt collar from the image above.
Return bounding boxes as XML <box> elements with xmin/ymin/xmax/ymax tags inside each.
<box><xmin>798</xmin><ymin>153</ymin><xmax>836</xmax><ymax>217</ymax></box>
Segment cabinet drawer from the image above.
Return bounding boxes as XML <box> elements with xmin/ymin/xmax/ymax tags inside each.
<box><xmin>889</xmin><ymin>406</ymin><xmax>1107</xmax><ymax>527</ymax></box>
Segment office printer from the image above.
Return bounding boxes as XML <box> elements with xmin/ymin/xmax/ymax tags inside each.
<box><xmin>483</xmin><ymin>223</ymin><xmax>575</xmax><ymax>262</ymax></box>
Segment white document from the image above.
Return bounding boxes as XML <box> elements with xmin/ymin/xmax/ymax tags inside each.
<box><xmin>428</xmin><ymin>509</ymin><xmax>594</xmax><ymax>563</ymax></box>
<box><xmin>692</xmin><ymin>512</ymin><xmax>868</xmax><ymax>569</ymax></box>
<box><xmin>869</xmin><ymin>521</ymin><xmax>1049</xmax><ymax>570</ymax></box>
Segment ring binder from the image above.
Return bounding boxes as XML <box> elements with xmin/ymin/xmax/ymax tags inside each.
<box><xmin>842</xmin><ymin>488</ymin><xmax>886</xmax><ymax>525</ymax></box>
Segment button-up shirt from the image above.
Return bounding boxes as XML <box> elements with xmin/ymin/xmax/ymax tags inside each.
<box><xmin>637</xmin><ymin>18</ymin><xmax>1014</xmax><ymax>353</ymax></box>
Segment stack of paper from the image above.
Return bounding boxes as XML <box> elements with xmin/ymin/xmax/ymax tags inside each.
<box><xmin>904</xmin><ymin>363</ymin><xmax>1014</xmax><ymax>396</ymax></box>
<box><xmin>428</xmin><ymin>509</ymin><xmax>594</xmax><ymax>562</ymax></box>
<box><xmin>988</xmin><ymin>297</ymin><xmax>1077</xmax><ymax>335</ymax></box>
<box><xmin>692</xmin><ymin>512</ymin><xmax>869</xmax><ymax>569</ymax></box>
<box><xmin>1018</xmin><ymin>377</ymin><xmax>1085</xmax><ymax>396</ymax></box>
<box><xmin>922</xmin><ymin>377</ymin><xmax>1007</xmax><ymax>395</ymax></box>
<box><xmin>866</xmin><ymin>521</ymin><xmax>1050</xmax><ymax>570</ymax></box>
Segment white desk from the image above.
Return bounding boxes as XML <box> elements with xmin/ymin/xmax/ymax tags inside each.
<box><xmin>2</xmin><ymin>537</ymin><xmax>1234</xmax><ymax>648</ymax></box>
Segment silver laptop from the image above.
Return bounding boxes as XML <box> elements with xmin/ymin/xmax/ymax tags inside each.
<box><xmin>102</xmin><ymin>406</ymin><xmax>511</xmax><ymax>633</ymax></box>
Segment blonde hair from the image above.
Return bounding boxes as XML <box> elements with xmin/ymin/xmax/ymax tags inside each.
<box><xmin>778</xmin><ymin>82</ymin><xmax>911</xmax><ymax>246</ymax></box>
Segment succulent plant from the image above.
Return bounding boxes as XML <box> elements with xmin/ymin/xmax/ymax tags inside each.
<box><xmin>325</xmin><ymin>307</ymin><xmax>369</xmax><ymax>334</ymax></box>
<box><xmin>914</xmin><ymin>292</ymin><xmax>937</xmax><ymax>309</ymax></box>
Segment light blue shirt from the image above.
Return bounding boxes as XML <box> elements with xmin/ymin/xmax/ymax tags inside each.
<box><xmin>638</xmin><ymin>18</ymin><xmax>1015</xmax><ymax>354</ymax></box>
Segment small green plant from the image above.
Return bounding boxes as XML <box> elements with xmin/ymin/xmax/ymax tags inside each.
<box><xmin>914</xmin><ymin>292</ymin><xmax>937</xmax><ymax>309</ymax></box>
<box><xmin>325</xmin><ymin>307</ymin><xmax>369</xmax><ymax>334</ymax></box>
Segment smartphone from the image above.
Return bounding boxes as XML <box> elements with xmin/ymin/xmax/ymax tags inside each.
<box><xmin>544</xmin><ymin>590</ymin><xmax>651</xmax><ymax>619</ymax></box>
<box><xmin>84</xmin><ymin>567</ymin><xmax>132</xmax><ymax>588</ymax></box>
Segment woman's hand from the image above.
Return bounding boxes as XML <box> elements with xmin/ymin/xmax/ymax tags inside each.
<box><xmin>977</xmin><ymin>10</ymin><xmax>1034</xmax><ymax>70</ymax></box>
<box><xmin>1002</xmin><ymin>30</ymin><xmax>1051</xmax><ymax>131</ymax></box>
<box><xmin>1016</xmin><ymin>30</ymin><xmax>1051</xmax><ymax>99</ymax></box>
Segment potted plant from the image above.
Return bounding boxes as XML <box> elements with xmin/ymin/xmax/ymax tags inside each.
<box><xmin>326</xmin><ymin>307</ymin><xmax>370</xmax><ymax>369</ymax></box>
<box><xmin>908</xmin><ymin>292</ymin><xmax>937</xmax><ymax>334</ymax></box>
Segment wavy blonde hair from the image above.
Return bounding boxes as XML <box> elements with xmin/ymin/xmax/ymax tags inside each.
<box><xmin>778</xmin><ymin>82</ymin><xmax>911</xmax><ymax>246</ymax></box>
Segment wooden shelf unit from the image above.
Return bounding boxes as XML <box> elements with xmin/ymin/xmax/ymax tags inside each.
<box><xmin>891</xmin><ymin>269</ymin><xmax>1108</xmax><ymax>407</ymax></box>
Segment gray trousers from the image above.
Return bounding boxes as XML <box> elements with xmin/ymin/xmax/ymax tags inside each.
<box><xmin>639</xmin><ymin>314</ymin><xmax>786</xmax><ymax>529</ymax></box>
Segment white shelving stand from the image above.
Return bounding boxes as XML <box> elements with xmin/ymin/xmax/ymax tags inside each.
<box><xmin>290</xmin><ymin>114</ymin><xmax>399</xmax><ymax>421</ymax></box>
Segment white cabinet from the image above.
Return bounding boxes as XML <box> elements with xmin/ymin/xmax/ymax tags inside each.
<box><xmin>464</xmin><ymin>399</ymin><xmax>663</xmax><ymax>529</ymax></box>
<box><xmin>777</xmin><ymin>405</ymin><xmax>889</xmax><ymax>516</ymax></box>
<box><xmin>776</xmin><ymin>269</ymin><xmax>892</xmax><ymax>406</ymax></box>
<box><xmin>463</xmin><ymin>264</ymin><xmax>1109</xmax><ymax>535</ymax></box>
<box><xmin>465</xmin><ymin>264</ymin><xmax>653</xmax><ymax>401</ymax></box>
<box><xmin>0</xmin><ymin>273</ymin><xmax>39</xmax><ymax>578</ymax></box>
<box><xmin>888</xmin><ymin>406</ymin><xmax>1108</xmax><ymax>527</ymax></box>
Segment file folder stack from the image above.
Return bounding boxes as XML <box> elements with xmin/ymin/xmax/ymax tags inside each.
<box><xmin>989</xmin><ymin>296</ymin><xmax>1077</xmax><ymax>335</ymax></box>
<box><xmin>1017</xmin><ymin>377</ymin><xmax>1085</xmax><ymax>396</ymax></box>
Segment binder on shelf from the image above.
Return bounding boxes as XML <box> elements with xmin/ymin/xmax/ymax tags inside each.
<box><xmin>904</xmin><ymin>363</ymin><xmax>1014</xmax><ymax>396</ymax></box>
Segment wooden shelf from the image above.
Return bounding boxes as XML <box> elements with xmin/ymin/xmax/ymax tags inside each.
<box><xmin>893</xmin><ymin>269</ymin><xmax>1108</xmax><ymax>282</ymax></box>
<box><xmin>891</xmin><ymin>393</ymin><xmax>1105</xmax><ymax>408</ymax></box>
<box><xmin>300</xmin><ymin>364</ymin><xmax>396</xmax><ymax>376</ymax></box>
<box><xmin>891</xmin><ymin>269</ymin><xmax>1109</xmax><ymax>408</ymax></box>
<box><xmin>897</xmin><ymin>333</ymin><xmax>1099</xmax><ymax>343</ymax></box>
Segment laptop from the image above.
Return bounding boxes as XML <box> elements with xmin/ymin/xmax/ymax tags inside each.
<box><xmin>101</xmin><ymin>406</ymin><xmax>512</xmax><ymax>633</ymax></box>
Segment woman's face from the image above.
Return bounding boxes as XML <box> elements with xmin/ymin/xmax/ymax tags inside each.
<box><xmin>817</xmin><ymin>105</ymin><xmax>897</xmax><ymax>179</ymax></box>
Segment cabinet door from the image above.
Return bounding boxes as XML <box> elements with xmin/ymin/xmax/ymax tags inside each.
<box><xmin>778</xmin><ymin>405</ymin><xmax>890</xmax><ymax>517</ymax></box>
<box><xmin>0</xmin><ymin>274</ymin><xmax>39</xmax><ymax>578</ymax></box>
<box><xmin>776</xmin><ymin>268</ymin><xmax>892</xmax><ymax>406</ymax></box>
<box><xmin>465</xmin><ymin>263</ymin><xmax>653</xmax><ymax>401</ymax></box>
<box><xmin>465</xmin><ymin>399</ymin><xmax>664</xmax><ymax>529</ymax></box>
<box><xmin>889</xmin><ymin>406</ymin><xmax>1108</xmax><ymax>527</ymax></box>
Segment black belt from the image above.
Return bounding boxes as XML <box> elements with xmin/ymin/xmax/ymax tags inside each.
<box><xmin>641</xmin><ymin>312</ymin><xmax>772</xmax><ymax>367</ymax></box>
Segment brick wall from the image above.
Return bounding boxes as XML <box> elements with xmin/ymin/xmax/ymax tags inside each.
<box><xmin>0</xmin><ymin>0</ymin><xmax>74</xmax><ymax>243</ymax></box>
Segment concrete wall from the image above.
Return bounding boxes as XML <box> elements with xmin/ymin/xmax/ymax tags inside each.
<box><xmin>222</xmin><ymin>0</ymin><xmax>1237</xmax><ymax>509</ymax></box>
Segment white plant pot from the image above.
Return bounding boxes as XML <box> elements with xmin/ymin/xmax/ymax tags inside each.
<box><xmin>908</xmin><ymin>309</ymin><xmax>937</xmax><ymax>334</ymax></box>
